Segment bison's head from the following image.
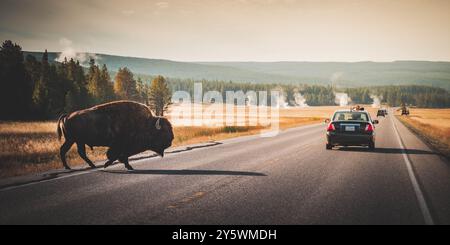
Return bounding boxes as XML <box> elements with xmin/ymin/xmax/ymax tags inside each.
<box><xmin>150</xmin><ymin>117</ymin><xmax>174</xmax><ymax>157</ymax></box>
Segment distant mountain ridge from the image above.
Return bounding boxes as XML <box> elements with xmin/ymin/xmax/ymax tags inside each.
<box><xmin>24</xmin><ymin>51</ymin><xmax>450</xmax><ymax>90</ymax></box>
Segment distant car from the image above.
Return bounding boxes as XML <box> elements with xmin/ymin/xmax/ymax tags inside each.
<box><xmin>325</xmin><ymin>110</ymin><xmax>378</xmax><ymax>150</ymax></box>
<box><xmin>377</xmin><ymin>109</ymin><xmax>386</xmax><ymax>117</ymax></box>
<box><xmin>401</xmin><ymin>107</ymin><xmax>409</xmax><ymax>115</ymax></box>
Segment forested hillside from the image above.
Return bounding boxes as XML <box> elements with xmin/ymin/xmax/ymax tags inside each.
<box><xmin>24</xmin><ymin>51</ymin><xmax>450</xmax><ymax>90</ymax></box>
<box><xmin>1</xmin><ymin>40</ymin><xmax>448</xmax><ymax>121</ymax></box>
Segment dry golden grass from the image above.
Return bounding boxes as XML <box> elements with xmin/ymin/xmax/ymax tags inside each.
<box><xmin>0</xmin><ymin>105</ymin><xmax>382</xmax><ymax>178</ymax></box>
<box><xmin>0</xmin><ymin>121</ymin><xmax>109</xmax><ymax>178</ymax></box>
<box><xmin>399</xmin><ymin>108</ymin><xmax>450</xmax><ymax>129</ymax></box>
<box><xmin>396</xmin><ymin>108</ymin><xmax>450</xmax><ymax>159</ymax></box>
<box><xmin>171</xmin><ymin>116</ymin><xmax>322</xmax><ymax>146</ymax></box>
<box><xmin>0</xmin><ymin>106</ymin><xmax>332</xmax><ymax>178</ymax></box>
<box><xmin>168</xmin><ymin>104</ymin><xmax>377</xmax><ymax>125</ymax></box>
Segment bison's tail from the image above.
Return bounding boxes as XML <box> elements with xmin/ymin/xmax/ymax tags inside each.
<box><xmin>57</xmin><ymin>114</ymin><xmax>68</xmax><ymax>141</ymax></box>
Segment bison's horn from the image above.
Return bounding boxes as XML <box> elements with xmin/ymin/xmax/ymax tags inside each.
<box><xmin>155</xmin><ymin>117</ymin><xmax>161</xmax><ymax>130</ymax></box>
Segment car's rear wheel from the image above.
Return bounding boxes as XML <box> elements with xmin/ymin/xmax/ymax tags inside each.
<box><xmin>326</xmin><ymin>143</ymin><xmax>332</xmax><ymax>150</ymax></box>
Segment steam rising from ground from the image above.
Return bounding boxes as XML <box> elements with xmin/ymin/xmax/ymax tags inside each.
<box><xmin>55</xmin><ymin>38</ymin><xmax>100</xmax><ymax>66</ymax></box>
<box><xmin>370</xmin><ymin>94</ymin><xmax>383</xmax><ymax>108</ymax></box>
<box><xmin>335</xmin><ymin>92</ymin><xmax>351</xmax><ymax>106</ymax></box>
<box><xmin>330</xmin><ymin>72</ymin><xmax>344</xmax><ymax>87</ymax></box>
<box><xmin>293</xmin><ymin>92</ymin><xmax>308</xmax><ymax>107</ymax></box>
<box><xmin>276</xmin><ymin>93</ymin><xmax>289</xmax><ymax>108</ymax></box>
<box><xmin>330</xmin><ymin>72</ymin><xmax>351</xmax><ymax>106</ymax></box>
<box><xmin>272</xmin><ymin>87</ymin><xmax>289</xmax><ymax>108</ymax></box>
<box><xmin>273</xmin><ymin>88</ymin><xmax>308</xmax><ymax>108</ymax></box>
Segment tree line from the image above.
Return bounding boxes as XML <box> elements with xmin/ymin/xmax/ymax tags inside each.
<box><xmin>344</xmin><ymin>86</ymin><xmax>450</xmax><ymax>108</ymax></box>
<box><xmin>1</xmin><ymin>40</ymin><xmax>449</xmax><ymax>121</ymax></box>
<box><xmin>167</xmin><ymin>79</ymin><xmax>450</xmax><ymax>108</ymax></box>
<box><xmin>0</xmin><ymin>40</ymin><xmax>171</xmax><ymax>120</ymax></box>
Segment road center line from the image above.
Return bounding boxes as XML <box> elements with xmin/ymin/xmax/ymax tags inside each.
<box><xmin>390</xmin><ymin>113</ymin><xmax>434</xmax><ymax>225</ymax></box>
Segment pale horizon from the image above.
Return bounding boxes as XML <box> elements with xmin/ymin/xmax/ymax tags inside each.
<box><xmin>1</xmin><ymin>0</ymin><xmax>449</xmax><ymax>62</ymax></box>
<box><xmin>21</xmin><ymin>48</ymin><xmax>450</xmax><ymax>63</ymax></box>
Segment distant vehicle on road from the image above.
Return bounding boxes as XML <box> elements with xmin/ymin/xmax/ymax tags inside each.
<box><xmin>325</xmin><ymin>110</ymin><xmax>378</xmax><ymax>150</ymax></box>
<box><xmin>377</xmin><ymin>109</ymin><xmax>386</xmax><ymax>117</ymax></box>
<box><xmin>377</xmin><ymin>109</ymin><xmax>387</xmax><ymax>117</ymax></box>
<box><xmin>401</xmin><ymin>105</ymin><xmax>410</xmax><ymax>115</ymax></box>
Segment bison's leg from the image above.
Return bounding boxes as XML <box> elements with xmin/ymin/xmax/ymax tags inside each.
<box><xmin>104</xmin><ymin>147</ymin><xmax>119</xmax><ymax>169</ymax></box>
<box><xmin>119</xmin><ymin>156</ymin><xmax>133</xmax><ymax>171</ymax></box>
<box><xmin>76</xmin><ymin>143</ymin><xmax>96</xmax><ymax>168</ymax></box>
<box><xmin>60</xmin><ymin>140</ymin><xmax>74</xmax><ymax>170</ymax></box>
<box><xmin>103</xmin><ymin>159</ymin><xmax>115</xmax><ymax>169</ymax></box>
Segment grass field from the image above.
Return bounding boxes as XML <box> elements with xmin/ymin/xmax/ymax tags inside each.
<box><xmin>4</xmin><ymin>105</ymin><xmax>371</xmax><ymax>178</ymax></box>
<box><xmin>396</xmin><ymin>108</ymin><xmax>450</xmax><ymax>159</ymax></box>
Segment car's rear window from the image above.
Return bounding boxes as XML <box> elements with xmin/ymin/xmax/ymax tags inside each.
<box><xmin>333</xmin><ymin>112</ymin><xmax>369</xmax><ymax>122</ymax></box>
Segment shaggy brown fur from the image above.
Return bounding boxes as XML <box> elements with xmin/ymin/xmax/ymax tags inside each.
<box><xmin>57</xmin><ymin>100</ymin><xmax>174</xmax><ymax>170</ymax></box>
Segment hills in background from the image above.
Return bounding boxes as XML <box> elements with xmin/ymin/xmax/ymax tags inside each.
<box><xmin>24</xmin><ymin>51</ymin><xmax>450</xmax><ymax>90</ymax></box>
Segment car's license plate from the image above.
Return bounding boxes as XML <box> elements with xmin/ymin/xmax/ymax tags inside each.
<box><xmin>345</xmin><ymin>126</ymin><xmax>355</xmax><ymax>131</ymax></box>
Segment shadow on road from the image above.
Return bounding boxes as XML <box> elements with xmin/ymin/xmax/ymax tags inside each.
<box><xmin>337</xmin><ymin>147</ymin><xmax>436</xmax><ymax>155</ymax></box>
<box><xmin>125</xmin><ymin>142</ymin><xmax>224</xmax><ymax>161</ymax></box>
<box><xmin>102</xmin><ymin>169</ymin><xmax>266</xmax><ymax>176</ymax></box>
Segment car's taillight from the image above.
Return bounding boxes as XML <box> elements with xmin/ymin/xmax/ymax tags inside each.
<box><xmin>327</xmin><ymin>123</ymin><xmax>335</xmax><ymax>131</ymax></box>
<box><xmin>365</xmin><ymin>124</ymin><xmax>374</xmax><ymax>132</ymax></box>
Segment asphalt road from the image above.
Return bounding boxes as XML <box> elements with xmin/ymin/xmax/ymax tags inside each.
<box><xmin>1</xmin><ymin>112</ymin><xmax>449</xmax><ymax>224</ymax></box>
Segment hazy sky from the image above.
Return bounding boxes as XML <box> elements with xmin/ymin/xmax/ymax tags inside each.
<box><xmin>0</xmin><ymin>0</ymin><xmax>449</xmax><ymax>61</ymax></box>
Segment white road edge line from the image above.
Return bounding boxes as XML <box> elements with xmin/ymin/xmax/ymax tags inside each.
<box><xmin>390</xmin><ymin>113</ymin><xmax>434</xmax><ymax>225</ymax></box>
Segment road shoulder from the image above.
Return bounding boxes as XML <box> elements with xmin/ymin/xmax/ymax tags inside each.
<box><xmin>392</xmin><ymin>115</ymin><xmax>450</xmax><ymax>224</ymax></box>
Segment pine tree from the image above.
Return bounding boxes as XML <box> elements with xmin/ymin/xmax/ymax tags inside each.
<box><xmin>24</xmin><ymin>54</ymin><xmax>41</xmax><ymax>88</ymax></box>
<box><xmin>87</xmin><ymin>58</ymin><xmax>101</xmax><ymax>101</ymax></box>
<box><xmin>136</xmin><ymin>77</ymin><xmax>149</xmax><ymax>104</ymax></box>
<box><xmin>114</xmin><ymin>67</ymin><xmax>138</xmax><ymax>100</ymax></box>
<box><xmin>148</xmin><ymin>75</ymin><xmax>172</xmax><ymax>116</ymax></box>
<box><xmin>46</xmin><ymin>63</ymin><xmax>66</xmax><ymax>116</ymax></box>
<box><xmin>99</xmin><ymin>64</ymin><xmax>115</xmax><ymax>102</ymax></box>
<box><xmin>0</xmin><ymin>40</ymin><xmax>33</xmax><ymax>119</ymax></box>
<box><xmin>64</xmin><ymin>58</ymin><xmax>89</xmax><ymax>112</ymax></box>
<box><xmin>86</xmin><ymin>58</ymin><xmax>115</xmax><ymax>104</ymax></box>
<box><xmin>32</xmin><ymin>49</ymin><xmax>50</xmax><ymax>117</ymax></box>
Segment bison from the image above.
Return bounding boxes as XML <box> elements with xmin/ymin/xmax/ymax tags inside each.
<box><xmin>57</xmin><ymin>100</ymin><xmax>174</xmax><ymax>170</ymax></box>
